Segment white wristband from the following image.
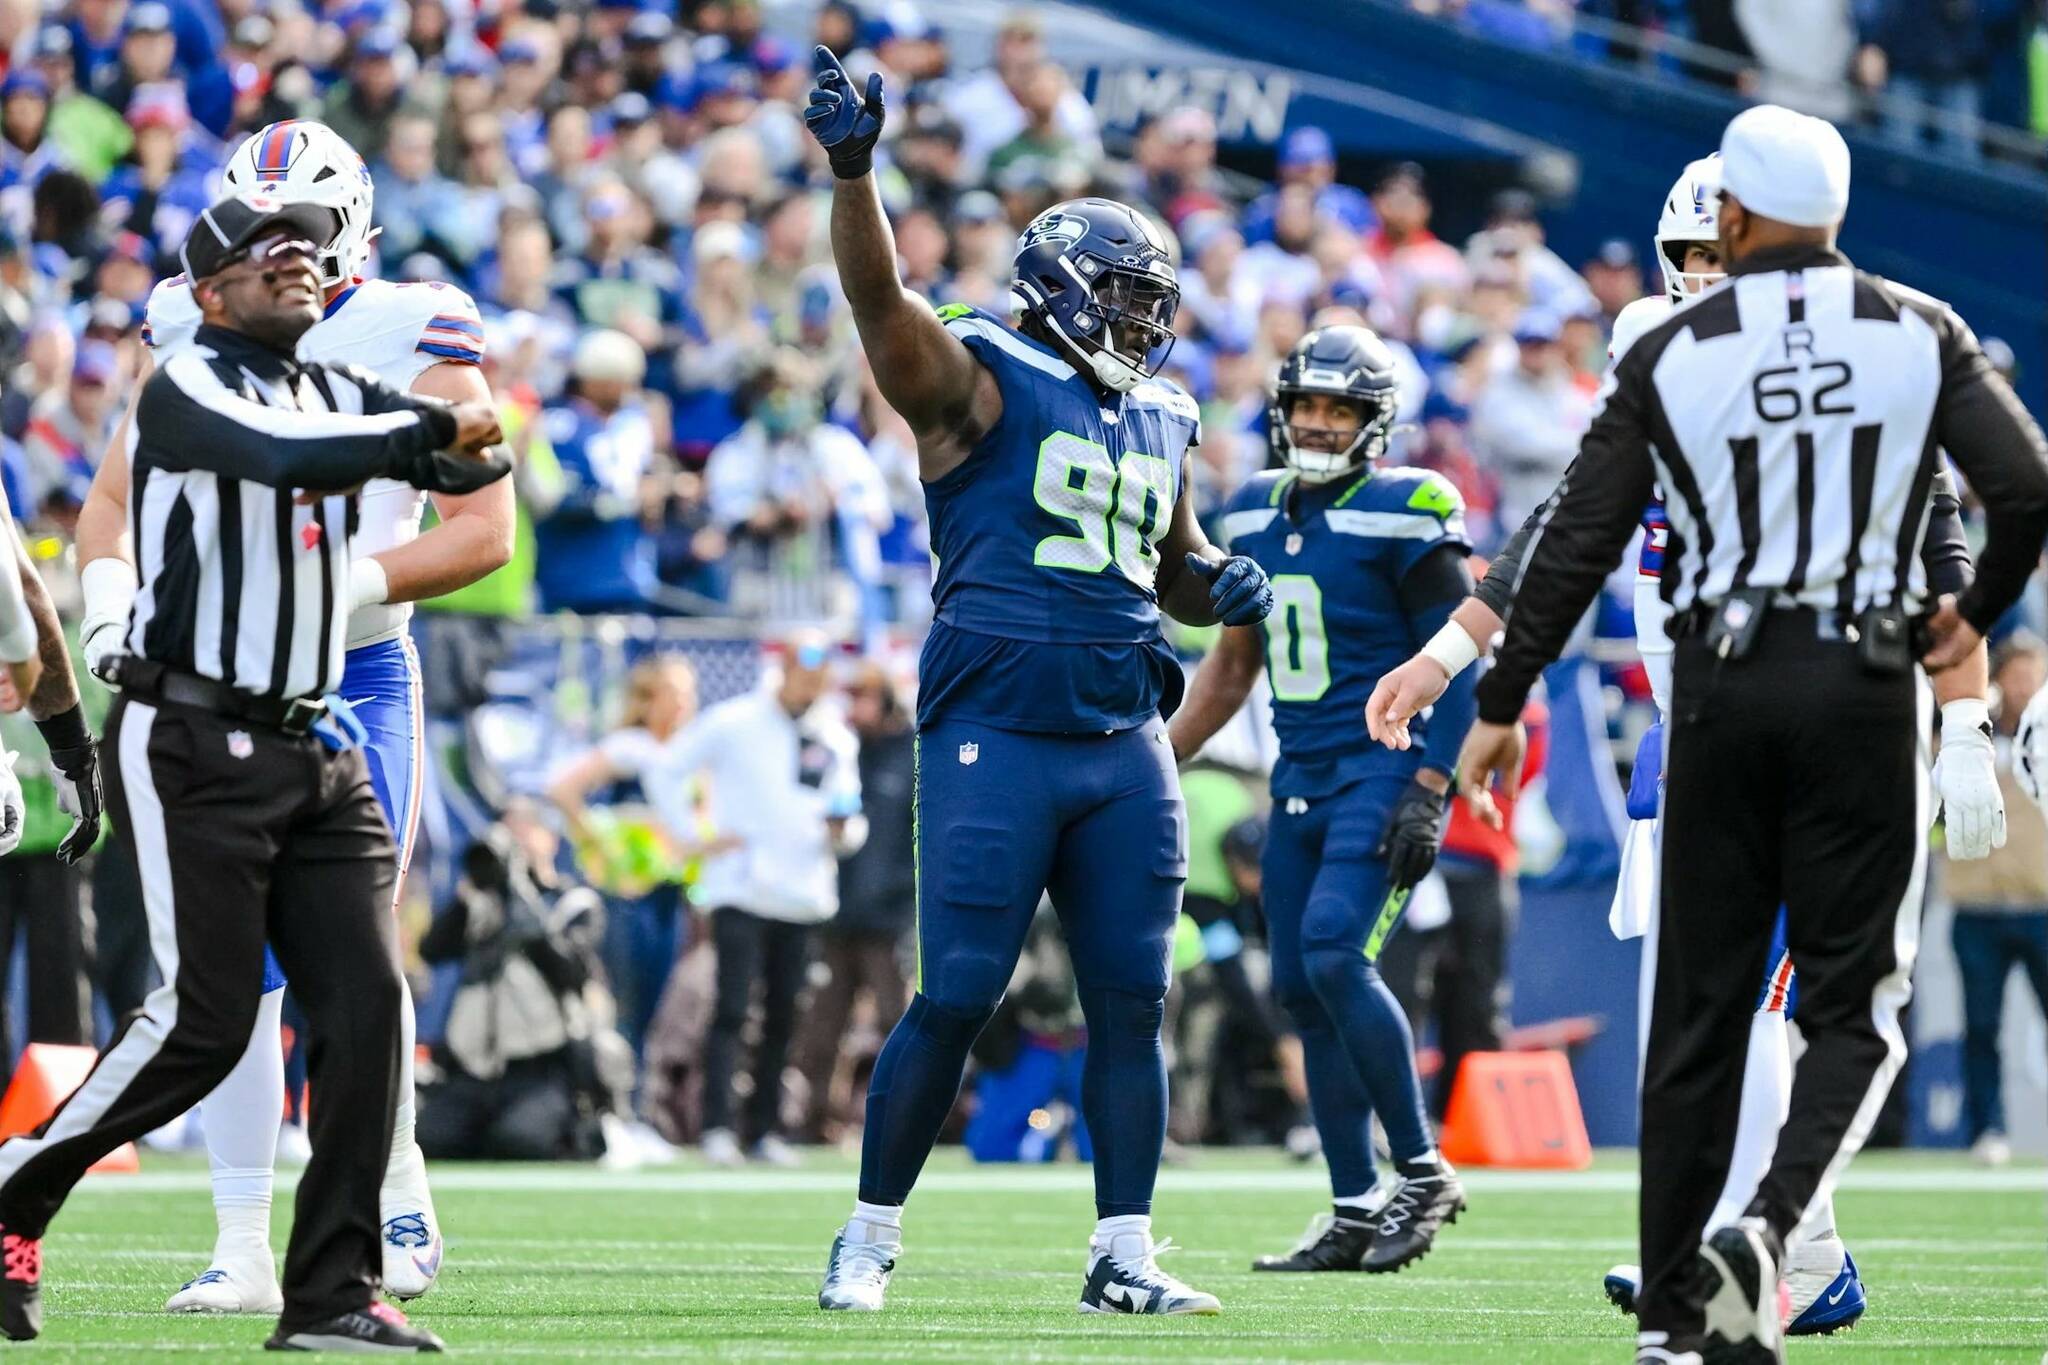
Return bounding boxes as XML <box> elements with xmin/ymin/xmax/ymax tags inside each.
<box><xmin>1420</xmin><ymin>619</ymin><xmax>1483</xmax><ymax>680</ymax></box>
<box><xmin>80</xmin><ymin>556</ymin><xmax>138</xmax><ymax>628</ymax></box>
<box><xmin>349</xmin><ymin>556</ymin><xmax>390</xmax><ymax>613</ymax></box>
<box><xmin>1941</xmin><ymin>697</ymin><xmax>1991</xmax><ymax>736</ymax></box>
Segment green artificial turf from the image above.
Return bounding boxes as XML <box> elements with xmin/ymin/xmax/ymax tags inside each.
<box><xmin>21</xmin><ymin>1149</ymin><xmax>2046</xmax><ymax>1361</ymax></box>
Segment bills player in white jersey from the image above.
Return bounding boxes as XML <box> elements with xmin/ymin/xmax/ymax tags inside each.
<box><xmin>72</xmin><ymin>120</ymin><xmax>513</xmax><ymax>1316</ymax></box>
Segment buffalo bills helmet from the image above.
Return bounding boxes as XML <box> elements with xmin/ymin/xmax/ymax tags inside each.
<box><xmin>1653</xmin><ymin>154</ymin><xmax>1724</xmax><ymax>303</ymax></box>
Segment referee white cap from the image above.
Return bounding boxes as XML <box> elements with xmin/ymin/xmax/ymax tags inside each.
<box><xmin>1719</xmin><ymin>104</ymin><xmax>1851</xmax><ymax>229</ymax></box>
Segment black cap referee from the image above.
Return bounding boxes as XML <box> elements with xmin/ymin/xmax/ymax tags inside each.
<box><xmin>1454</xmin><ymin>107</ymin><xmax>2048</xmax><ymax>1364</ymax></box>
<box><xmin>0</xmin><ymin>190</ymin><xmax>509</xmax><ymax>1353</ymax></box>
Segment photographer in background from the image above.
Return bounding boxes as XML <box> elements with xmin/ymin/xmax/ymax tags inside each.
<box><xmin>794</xmin><ymin>659</ymin><xmax>915</xmax><ymax>1143</ymax></box>
<box><xmin>417</xmin><ymin>802</ymin><xmax>631</xmax><ymax>1163</ymax></box>
<box><xmin>666</xmin><ymin>631</ymin><xmax>864</xmax><ymax>1167</ymax></box>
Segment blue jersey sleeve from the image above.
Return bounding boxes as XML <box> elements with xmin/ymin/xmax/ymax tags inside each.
<box><xmin>1361</xmin><ymin>468</ymin><xmax>1472</xmax><ymax>581</ymax></box>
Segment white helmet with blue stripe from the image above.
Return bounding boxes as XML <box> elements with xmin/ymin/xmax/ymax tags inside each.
<box><xmin>221</xmin><ymin>121</ymin><xmax>377</xmax><ymax>291</ymax></box>
<box><xmin>1653</xmin><ymin>154</ymin><xmax>1723</xmax><ymax>303</ymax></box>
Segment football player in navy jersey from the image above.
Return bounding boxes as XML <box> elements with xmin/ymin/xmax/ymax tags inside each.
<box><xmin>803</xmin><ymin>48</ymin><xmax>1272</xmax><ymax>1315</ymax></box>
<box><xmin>1171</xmin><ymin>325</ymin><xmax>1477</xmax><ymax>1275</ymax></box>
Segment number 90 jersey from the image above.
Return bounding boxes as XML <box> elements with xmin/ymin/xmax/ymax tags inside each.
<box><xmin>917</xmin><ymin>305</ymin><xmax>1200</xmax><ymax>734</ymax></box>
<box><xmin>1219</xmin><ymin>466</ymin><xmax>1471</xmax><ymax>798</ymax></box>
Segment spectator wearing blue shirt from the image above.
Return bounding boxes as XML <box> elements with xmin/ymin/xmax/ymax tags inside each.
<box><xmin>66</xmin><ymin>0</ymin><xmax>127</xmax><ymax>105</ymax></box>
<box><xmin>91</xmin><ymin>2</ymin><xmax>183</xmax><ymax>131</ymax></box>
<box><xmin>1241</xmin><ymin>126</ymin><xmax>1375</xmax><ymax>245</ymax></box>
<box><xmin>99</xmin><ymin>85</ymin><xmax>217</xmax><ymax>269</ymax></box>
<box><xmin>0</xmin><ymin>75</ymin><xmax>69</xmax><ymax>244</ymax></box>
<box><xmin>536</xmin><ymin>329</ymin><xmax>667</xmax><ymax>615</ymax></box>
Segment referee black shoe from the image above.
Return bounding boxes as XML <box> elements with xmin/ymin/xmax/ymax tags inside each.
<box><xmin>0</xmin><ymin>1226</ymin><xmax>41</xmax><ymax>1341</ymax></box>
<box><xmin>1252</xmin><ymin>1209</ymin><xmax>1378</xmax><ymax>1272</ymax></box>
<box><xmin>1361</xmin><ymin>1160</ymin><xmax>1465</xmax><ymax>1274</ymax></box>
<box><xmin>265</xmin><ymin>1301</ymin><xmax>446</xmax><ymax>1352</ymax></box>
<box><xmin>1698</xmin><ymin>1217</ymin><xmax>1786</xmax><ymax>1364</ymax></box>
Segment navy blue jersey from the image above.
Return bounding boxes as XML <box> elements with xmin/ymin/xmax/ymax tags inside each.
<box><xmin>918</xmin><ymin>305</ymin><xmax>1201</xmax><ymax>733</ymax></box>
<box><xmin>1220</xmin><ymin>466</ymin><xmax>1472</xmax><ymax>797</ymax></box>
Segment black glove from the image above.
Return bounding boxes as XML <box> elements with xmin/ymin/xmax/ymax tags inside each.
<box><xmin>36</xmin><ymin>706</ymin><xmax>102</xmax><ymax>865</ymax></box>
<box><xmin>395</xmin><ymin>446</ymin><xmax>513</xmax><ymax>496</ymax></box>
<box><xmin>803</xmin><ymin>45</ymin><xmax>887</xmax><ymax>179</ymax></box>
<box><xmin>1376</xmin><ymin>776</ymin><xmax>1447</xmax><ymax>892</ymax></box>
<box><xmin>1184</xmin><ymin>552</ymin><xmax>1274</xmax><ymax>627</ymax></box>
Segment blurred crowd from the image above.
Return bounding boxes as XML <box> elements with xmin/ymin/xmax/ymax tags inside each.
<box><xmin>0</xmin><ymin>0</ymin><xmax>2039</xmax><ymax>1167</ymax></box>
<box><xmin>1411</xmin><ymin>0</ymin><xmax>2048</xmax><ymax>167</ymax></box>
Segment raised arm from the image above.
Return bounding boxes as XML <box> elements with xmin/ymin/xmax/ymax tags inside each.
<box><xmin>805</xmin><ymin>46</ymin><xmax>997</xmax><ymax>481</ymax></box>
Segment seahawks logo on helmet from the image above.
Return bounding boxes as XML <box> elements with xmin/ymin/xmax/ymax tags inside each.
<box><xmin>1019</xmin><ymin>211</ymin><xmax>1088</xmax><ymax>251</ymax></box>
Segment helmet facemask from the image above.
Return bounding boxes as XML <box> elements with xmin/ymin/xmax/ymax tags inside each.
<box><xmin>1656</xmin><ymin>235</ymin><xmax>1724</xmax><ymax>304</ymax></box>
<box><xmin>1034</xmin><ymin>255</ymin><xmax>1178</xmax><ymax>393</ymax></box>
<box><xmin>1273</xmin><ymin>385</ymin><xmax>1393</xmax><ymax>484</ymax></box>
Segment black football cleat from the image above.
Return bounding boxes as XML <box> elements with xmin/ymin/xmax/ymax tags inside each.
<box><xmin>0</xmin><ymin>1228</ymin><xmax>41</xmax><ymax>1341</ymax></box>
<box><xmin>265</xmin><ymin>1301</ymin><xmax>445</xmax><ymax>1352</ymax></box>
<box><xmin>1252</xmin><ymin>1211</ymin><xmax>1377</xmax><ymax>1272</ymax></box>
<box><xmin>1698</xmin><ymin>1217</ymin><xmax>1786</xmax><ymax>1365</ymax></box>
<box><xmin>1361</xmin><ymin>1161</ymin><xmax>1466</xmax><ymax>1273</ymax></box>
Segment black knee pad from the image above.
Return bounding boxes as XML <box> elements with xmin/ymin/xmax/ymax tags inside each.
<box><xmin>906</xmin><ymin>993</ymin><xmax>995</xmax><ymax>1048</ymax></box>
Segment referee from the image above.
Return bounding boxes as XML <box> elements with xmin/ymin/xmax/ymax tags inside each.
<box><xmin>1457</xmin><ymin>107</ymin><xmax>2048</xmax><ymax>1364</ymax></box>
<box><xmin>0</xmin><ymin>190</ymin><xmax>506</xmax><ymax>1352</ymax></box>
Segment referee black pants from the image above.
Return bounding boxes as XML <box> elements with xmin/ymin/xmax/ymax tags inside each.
<box><xmin>1639</xmin><ymin>623</ymin><xmax>1927</xmax><ymax>1337</ymax></box>
<box><xmin>0</xmin><ymin>696</ymin><xmax>403</xmax><ymax>1330</ymax></box>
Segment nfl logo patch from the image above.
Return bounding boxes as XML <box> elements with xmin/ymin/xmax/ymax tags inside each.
<box><xmin>1285</xmin><ymin>534</ymin><xmax>1303</xmax><ymax>555</ymax></box>
<box><xmin>227</xmin><ymin>731</ymin><xmax>254</xmax><ymax>760</ymax></box>
<box><xmin>958</xmin><ymin>742</ymin><xmax>979</xmax><ymax>766</ymax></box>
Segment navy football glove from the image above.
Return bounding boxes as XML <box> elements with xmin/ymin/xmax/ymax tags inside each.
<box><xmin>804</xmin><ymin>45</ymin><xmax>886</xmax><ymax>180</ymax></box>
<box><xmin>1376</xmin><ymin>777</ymin><xmax>1448</xmax><ymax>892</ymax></box>
<box><xmin>1185</xmin><ymin>552</ymin><xmax>1273</xmax><ymax>628</ymax></box>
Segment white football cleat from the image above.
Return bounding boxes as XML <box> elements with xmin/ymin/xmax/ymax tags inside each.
<box><xmin>750</xmin><ymin>1135</ymin><xmax>801</xmax><ymax>1168</ymax></box>
<box><xmin>1079</xmin><ymin>1230</ymin><xmax>1221</xmax><ymax>1315</ymax></box>
<box><xmin>165</xmin><ymin>1256</ymin><xmax>283</xmax><ymax>1314</ymax></box>
<box><xmin>701</xmin><ymin>1128</ymin><xmax>744</xmax><ymax>1168</ymax></box>
<box><xmin>818</xmin><ymin>1224</ymin><xmax>897</xmax><ymax>1311</ymax></box>
<box><xmin>380</xmin><ymin>1212</ymin><xmax>444</xmax><ymax>1301</ymax></box>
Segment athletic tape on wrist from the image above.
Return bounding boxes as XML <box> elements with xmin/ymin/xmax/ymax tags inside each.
<box><xmin>1420</xmin><ymin>620</ymin><xmax>1482</xmax><ymax>680</ymax></box>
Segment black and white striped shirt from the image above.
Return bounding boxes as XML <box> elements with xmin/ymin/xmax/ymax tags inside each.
<box><xmin>1476</xmin><ymin>244</ymin><xmax>2048</xmax><ymax>724</ymax></box>
<box><xmin>125</xmin><ymin>323</ymin><xmax>457</xmax><ymax>703</ymax></box>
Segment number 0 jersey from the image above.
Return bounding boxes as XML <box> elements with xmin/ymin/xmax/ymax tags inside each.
<box><xmin>143</xmin><ymin>274</ymin><xmax>487</xmax><ymax>649</ymax></box>
<box><xmin>1220</xmin><ymin>466</ymin><xmax>1471</xmax><ymax>798</ymax></box>
<box><xmin>918</xmin><ymin>305</ymin><xmax>1200</xmax><ymax>733</ymax></box>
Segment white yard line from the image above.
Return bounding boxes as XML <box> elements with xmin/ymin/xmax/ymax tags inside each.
<box><xmin>69</xmin><ymin>1166</ymin><xmax>2048</xmax><ymax>1197</ymax></box>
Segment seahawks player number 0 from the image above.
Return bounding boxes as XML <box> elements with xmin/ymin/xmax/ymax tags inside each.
<box><xmin>1033</xmin><ymin>431</ymin><xmax>1174</xmax><ymax>586</ymax></box>
<box><xmin>1264</xmin><ymin>575</ymin><xmax>1330</xmax><ymax>702</ymax></box>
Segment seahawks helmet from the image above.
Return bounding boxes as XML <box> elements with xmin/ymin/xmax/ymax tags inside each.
<box><xmin>1012</xmin><ymin>198</ymin><xmax>1178</xmax><ymax>393</ymax></box>
<box><xmin>1269</xmin><ymin>325</ymin><xmax>1400</xmax><ymax>484</ymax></box>
<box><xmin>1653</xmin><ymin>154</ymin><xmax>1723</xmax><ymax>303</ymax></box>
